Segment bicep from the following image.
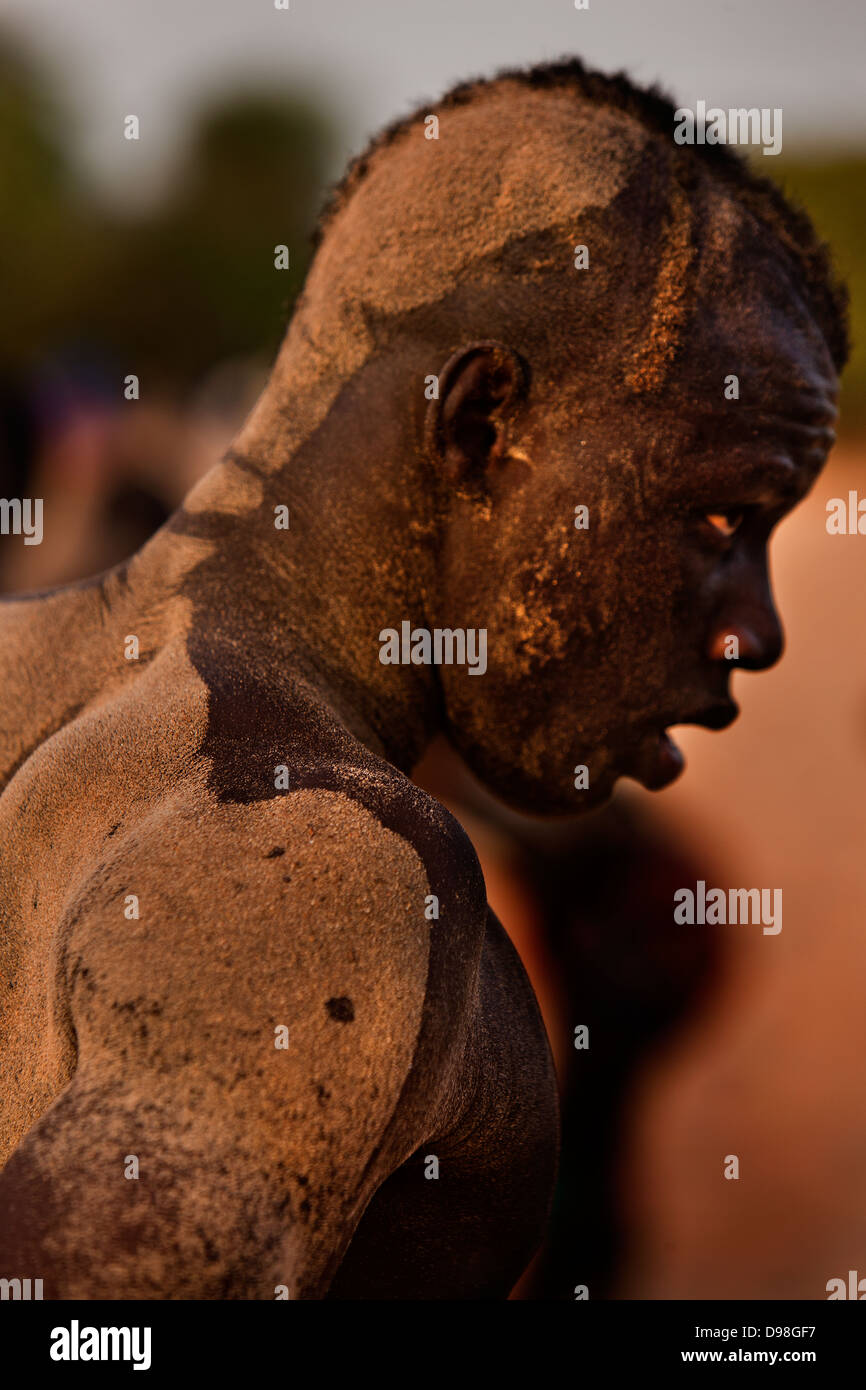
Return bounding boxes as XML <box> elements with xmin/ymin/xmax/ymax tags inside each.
<box><xmin>1</xmin><ymin>790</ymin><xmax>460</xmax><ymax>1297</ymax></box>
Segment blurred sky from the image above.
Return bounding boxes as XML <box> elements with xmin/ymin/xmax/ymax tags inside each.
<box><xmin>1</xmin><ymin>0</ymin><xmax>864</xmax><ymax>207</ymax></box>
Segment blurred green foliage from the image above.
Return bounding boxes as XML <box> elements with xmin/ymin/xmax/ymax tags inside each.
<box><xmin>0</xmin><ymin>40</ymin><xmax>91</xmax><ymax>368</ymax></box>
<box><xmin>765</xmin><ymin>155</ymin><xmax>866</xmax><ymax>434</ymax></box>
<box><xmin>0</xmin><ymin>35</ymin><xmax>334</xmax><ymax>394</ymax></box>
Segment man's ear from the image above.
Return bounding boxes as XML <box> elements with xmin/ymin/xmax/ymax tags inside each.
<box><xmin>423</xmin><ymin>340</ymin><xmax>530</xmax><ymax>485</ymax></box>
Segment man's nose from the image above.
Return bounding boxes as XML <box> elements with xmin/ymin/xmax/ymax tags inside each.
<box><xmin>706</xmin><ymin>576</ymin><xmax>784</xmax><ymax>671</ymax></box>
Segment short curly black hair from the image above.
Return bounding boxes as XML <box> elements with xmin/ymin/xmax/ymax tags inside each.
<box><xmin>314</xmin><ymin>55</ymin><xmax>849</xmax><ymax>373</ymax></box>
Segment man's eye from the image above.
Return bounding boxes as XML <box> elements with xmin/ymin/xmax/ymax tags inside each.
<box><xmin>704</xmin><ymin>510</ymin><xmax>744</xmax><ymax>539</ymax></box>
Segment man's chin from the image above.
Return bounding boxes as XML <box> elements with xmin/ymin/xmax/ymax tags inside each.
<box><xmin>624</xmin><ymin>729</ymin><xmax>686</xmax><ymax>791</ymax></box>
<box><xmin>456</xmin><ymin>738</ymin><xmax>680</xmax><ymax>816</ymax></box>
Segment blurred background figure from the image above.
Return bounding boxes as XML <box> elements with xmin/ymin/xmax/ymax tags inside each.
<box><xmin>1</xmin><ymin>0</ymin><xmax>863</xmax><ymax>1301</ymax></box>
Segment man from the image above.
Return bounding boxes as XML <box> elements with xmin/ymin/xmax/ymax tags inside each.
<box><xmin>0</xmin><ymin>57</ymin><xmax>846</xmax><ymax>1298</ymax></box>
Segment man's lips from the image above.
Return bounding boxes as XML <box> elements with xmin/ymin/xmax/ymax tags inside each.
<box><xmin>667</xmin><ymin>700</ymin><xmax>740</xmax><ymax>733</ymax></box>
<box><xmin>630</xmin><ymin>701</ymin><xmax>739</xmax><ymax>790</ymax></box>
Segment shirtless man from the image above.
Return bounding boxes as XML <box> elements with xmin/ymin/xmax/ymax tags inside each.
<box><xmin>0</xmin><ymin>58</ymin><xmax>846</xmax><ymax>1298</ymax></box>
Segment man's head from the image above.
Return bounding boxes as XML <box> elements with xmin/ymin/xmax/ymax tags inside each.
<box><xmin>234</xmin><ymin>58</ymin><xmax>848</xmax><ymax>814</ymax></box>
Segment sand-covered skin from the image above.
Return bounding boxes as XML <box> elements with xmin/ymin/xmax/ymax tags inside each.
<box><xmin>0</xmin><ymin>57</ymin><xmax>845</xmax><ymax>1297</ymax></box>
<box><xmin>0</xmin><ymin>573</ymin><xmax>556</xmax><ymax>1297</ymax></box>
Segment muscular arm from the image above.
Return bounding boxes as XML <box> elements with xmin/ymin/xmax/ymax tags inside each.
<box><xmin>0</xmin><ymin>784</ymin><xmax>485</xmax><ymax>1298</ymax></box>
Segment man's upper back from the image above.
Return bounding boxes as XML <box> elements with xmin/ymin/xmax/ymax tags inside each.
<box><xmin>0</xmin><ymin>585</ymin><xmax>488</xmax><ymax>1187</ymax></box>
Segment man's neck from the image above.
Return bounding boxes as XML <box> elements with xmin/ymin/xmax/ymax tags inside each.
<box><xmin>119</xmin><ymin>435</ymin><xmax>442</xmax><ymax>775</ymax></box>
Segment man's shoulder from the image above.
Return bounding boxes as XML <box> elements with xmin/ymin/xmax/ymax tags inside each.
<box><xmin>64</xmin><ymin>766</ymin><xmax>487</xmax><ymax>1086</ymax></box>
<box><xmin>77</xmin><ymin>750</ymin><xmax>486</xmax><ymax>946</ymax></box>
<box><xmin>206</xmin><ymin>755</ymin><xmax>487</xmax><ymax>930</ymax></box>
<box><xmin>293</xmin><ymin>756</ymin><xmax>484</xmax><ymax>892</ymax></box>
<box><xmin>182</xmin><ymin>656</ymin><xmax>485</xmax><ymax>906</ymax></box>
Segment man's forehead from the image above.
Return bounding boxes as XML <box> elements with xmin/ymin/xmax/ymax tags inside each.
<box><xmin>565</xmin><ymin>296</ymin><xmax>838</xmax><ymax>452</ymax></box>
<box><xmin>565</xmin><ymin>298</ymin><xmax>839</xmax><ymax>495</ymax></box>
<box><xmin>677</xmin><ymin>183</ymin><xmax>837</xmax><ymax>386</ymax></box>
<box><xmin>642</xmin><ymin>338</ymin><xmax>838</xmax><ymax>501</ymax></box>
<box><xmin>673</xmin><ymin>289</ymin><xmax>839</xmax><ymax>421</ymax></box>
